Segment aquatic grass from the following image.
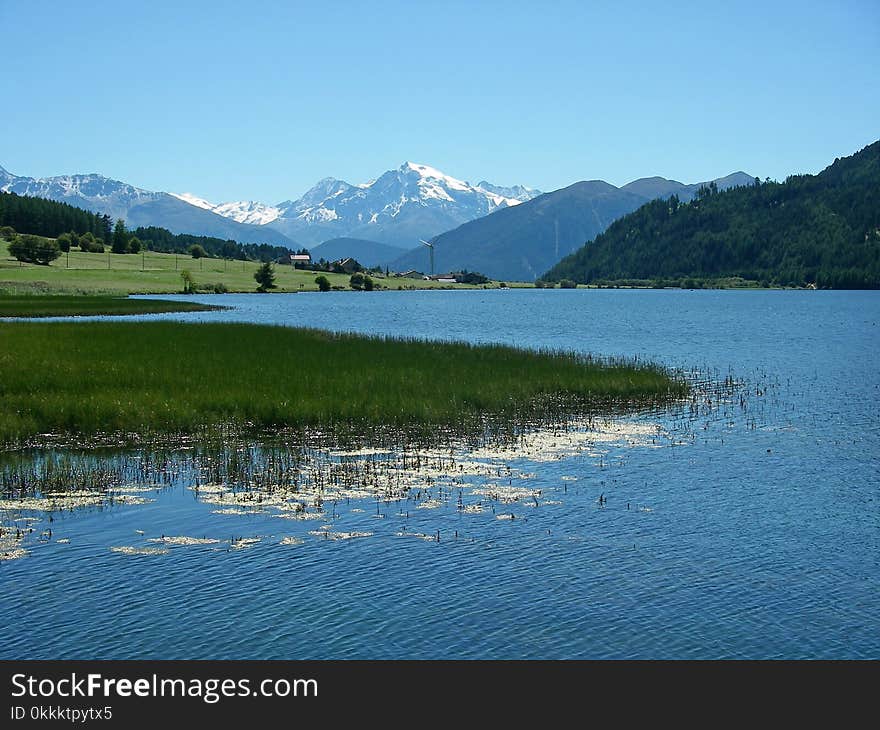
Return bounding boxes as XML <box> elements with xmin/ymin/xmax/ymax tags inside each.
<box><xmin>0</xmin><ymin>447</ymin><xmax>183</xmax><ymax>499</ymax></box>
<box><xmin>0</xmin><ymin>321</ymin><xmax>688</xmax><ymax>446</ymax></box>
<box><xmin>0</xmin><ymin>294</ymin><xmax>219</xmax><ymax>318</ymax></box>
<box><xmin>0</xmin><ymin>364</ymin><xmax>761</xmax><ymax>503</ymax></box>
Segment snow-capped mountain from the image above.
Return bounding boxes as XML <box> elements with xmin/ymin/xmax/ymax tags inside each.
<box><xmin>0</xmin><ymin>166</ymin><xmax>296</xmax><ymax>246</ymax></box>
<box><xmin>263</xmin><ymin>162</ymin><xmax>542</xmax><ymax>248</ymax></box>
<box><xmin>170</xmin><ymin>193</ymin><xmax>282</xmax><ymax>226</ymax></box>
<box><xmin>2</xmin><ymin>160</ymin><xmax>540</xmax><ymax>250</ymax></box>
<box><xmin>213</xmin><ymin>200</ymin><xmax>282</xmax><ymax>226</ymax></box>
<box><xmin>475</xmin><ymin>180</ymin><xmax>541</xmax><ymax>203</ymax></box>
<box><xmin>278</xmin><ymin>177</ymin><xmax>354</xmax><ymax>210</ymax></box>
<box><xmin>170</xmin><ymin>192</ymin><xmax>215</xmax><ymax>211</ymax></box>
<box><xmin>1</xmin><ymin>167</ymin><xmax>162</xmax><ymax>220</ymax></box>
<box><xmin>166</xmin><ymin>162</ymin><xmax>541</xmax><ymax>248</ymax></box>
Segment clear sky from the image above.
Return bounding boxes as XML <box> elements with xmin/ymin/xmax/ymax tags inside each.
<box><xmin>2</xmin><ymin>0</ymin><xmax>878</xmax><ymax>203</ymax></box>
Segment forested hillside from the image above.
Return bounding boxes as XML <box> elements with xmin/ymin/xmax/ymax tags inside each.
<box><xmin>544</xmin><ymin>141</ymin><xmax>880</xmax><ymax>289</ymax></box>
<box><xmin>0</xmin><ymin>191</ymin><xmax>112</xmax><ymax>241</ymax></box>
<box><xmin>0</xmin><ymin>191</ymin><xmax>294</xmax><ymax>262</ymax></box>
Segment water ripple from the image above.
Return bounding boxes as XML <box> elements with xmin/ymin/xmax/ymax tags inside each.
<box><xmin>2</xmin><ymin>290</ymin><xmax>879</xmax><ymax>659</ymax></box>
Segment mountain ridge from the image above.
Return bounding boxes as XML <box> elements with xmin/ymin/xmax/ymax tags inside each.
<box><xmin>261</xmin><ymin>162</ymin><xmax>541</xmax><ymax>248</ymax></box>
<box><xmin>390</xmin><ymin>171</ymin><xmax>755</xmax><ymax>281</ymax></box>
<box><xmin>2</xmin><ymin>161</ymin><xmax>759</xmax><ymax>278</ymax></box>
<box><xmin>542</xmin><ymin>143</ymin><xmax>879</xmax><ymax>288</ymax></box>
<box><xmin>0</xmin><ymin>167</ymin><xmax>297</xmax><ymax>247</ymax></box>
<box><xmin>310</xmin><ymin>237</ymin><xmax>408</xmax><ymax>268</ymax></box>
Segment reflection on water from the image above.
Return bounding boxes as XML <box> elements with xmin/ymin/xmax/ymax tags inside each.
<box><xmin>1</xmin><ymin>414</ymin><xmax>686</xmax><ymax>560</ymax></box>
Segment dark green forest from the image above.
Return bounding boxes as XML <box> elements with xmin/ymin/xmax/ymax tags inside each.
<box><xmin>0</xmin><ymin>191</ymin><xmax>112</xmax><ymax>242</ymax></box>
<box><xmin>131</xmin><ymin>226</ymin><xmax>296</xmax><ymax>262</ymax></box>
<box><xmin>543</xmin><ymin>141</ymin><xmax>880</xmax><ymax>289</ymax></box>
<box><xmin>0</xmin><ymin>191</ymin><xmax>295</xmax><ymax>262</ymax></box>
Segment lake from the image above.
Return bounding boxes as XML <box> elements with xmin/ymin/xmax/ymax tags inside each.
<box><xmin>1</xmin><ymin>289</ymin><xmax>877</xmax><ymax>659</ymax></box>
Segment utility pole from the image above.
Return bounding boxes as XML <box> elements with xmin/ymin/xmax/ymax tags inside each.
<box><xmin>555</xmin><ymin>219</ymin><xmax>559</xmax><ymax>260</ymax></box>
<box><xmin>420</xmin><ymin>239</ymin><xmax>435</xmax><ymax>277</ymax></box>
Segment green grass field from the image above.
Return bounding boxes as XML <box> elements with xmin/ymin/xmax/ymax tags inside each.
<box><xmin>0</xmin><ymin>295</ymin><xmax>220</xmax><ymax>318</ymax></box>
<box><xmin>0</xmin><ymin>239</ymin><xmax>500</xmax><ymax>295</ymax></box>
<box><xmin>0</xmin><ymin>321</ymin><xmax>687</xmax><ymax>445</ymax></box>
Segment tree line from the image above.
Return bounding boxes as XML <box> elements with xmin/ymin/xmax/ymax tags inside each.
<box><xmin>133</xmin><ymin>226</ymin><xmax>295</xmax><ymax>262</ymax></box>
<box><xmin>0</xmin><ymin>190</ymin><xmax>296</xmax><ymax>263</ymax></box>
<box><xmin>0</xmin><ymin>191</ymin><xmax>112</xmax><ymax>242</ymax></box>
<box><xmin>543</xmin><ymin>140</ymin><xmax>880</xmax><ymax>289</ymax></box>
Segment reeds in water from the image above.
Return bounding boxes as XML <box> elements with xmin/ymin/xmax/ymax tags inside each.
<box><xmin>0</xmin><ymin>321</ymin><xmax>688</xmax><ymax>447</ymax></box>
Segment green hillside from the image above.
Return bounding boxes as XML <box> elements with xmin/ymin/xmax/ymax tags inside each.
<box><xmin>543</xmin><ymin>141</ymin><xmax>880</xmax><ymax>289</ymax></box>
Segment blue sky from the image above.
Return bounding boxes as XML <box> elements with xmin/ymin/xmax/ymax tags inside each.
<box><xmin>2</xmin><ymin>0</ymin><xmax>878</xmax><ymax>203</ymax></box>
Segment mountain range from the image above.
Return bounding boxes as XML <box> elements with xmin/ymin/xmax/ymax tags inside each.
<box><xmin>0</xmin><ymin>166</ymin><xmax>296</xmax><ymax>247</ymax></box>
<box><xmin>174</xmin><ymin>162</ymin><xmax>541</xmax><ymax>249</ymax></box>
<box><xmin>1</xmin><ymin>160</ymin><xmax>754</xmax><ymax>281</ymax></box>
<box><xmin>390</xmin><ymin>172</ymin><xmax>755</xmax><ymax>281</ymax></box>
<box><xmin>0</xmin><ymin>161</ymin><xmax>540</xmax><ymax>255</ymax></box>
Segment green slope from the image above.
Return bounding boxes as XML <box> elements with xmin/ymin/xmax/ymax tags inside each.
<box><xmin>543</xmin><ymin>141</ymin><xmax>880</xmax><ymax>289</ymax></box>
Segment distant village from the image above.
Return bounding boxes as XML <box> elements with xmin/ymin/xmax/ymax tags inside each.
<box><xmin>275</xmin><ymin>251</ymin><xmax>488</xmax><ymax>285</ymax></box>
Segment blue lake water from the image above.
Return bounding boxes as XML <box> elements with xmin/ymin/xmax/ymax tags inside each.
<box><xmin>1</xmin><ymin>289</ymin><xmax>878</xmax><ymax>659</ymax></box>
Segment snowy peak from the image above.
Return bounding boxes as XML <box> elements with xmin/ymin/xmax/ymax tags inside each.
<box><xmin>0</xmin><ymin>169</ymin><xmax>162</xmax><ymax>219</ymax></box>
<box><xmin>1</xmin><ymin>158</ymin><xmax>539</xmax><ymax>251</ymax></box>
<box><xmin>171</xmin><ymin>192</ymin><xmax>215</xmax><ymax>210</ymax></box>
<box><xmin>13</xmin><ymin>172</ymin><xmax>151</xmax><ymax>199</ymax></box>
<box><xmin>212</xmin><ymin>200</ymin><xmax>282</xmax><ymax>226</ymax></box>
<box><xmin>257</xmin><ymin>162</ymin><xmax>545</xmax><ymax>246</ymax></box>
<box><xmin>221</xmin><ymin>161</ymin><xmax>529</xmax><ymax>248</ymax></box>
<box><xmin>0</xmin><ymin>164</ymin><xmax>297</xmax><ymax>246</ymax></box>
<box><xmin>476</xmin><ymin>180</ymin><xmax>542</xmax><ymax>203</ymax></box>
<box><xmin>170</xmin><ymin>193</ymin><xmax>281</xmax><ymax>225</ymax></box>
<box><xmin>401</xmin><ymin>161</ymin><xmax>471</xmax><ymax>193</ymax></box>
<box><xmin>162</xmin><ymin>162</ymin><xmax>540</xmax><ymax>246</ymax></box>
<box><xmin>284</xmin><ymin>177</ymin><xmax>353</xmax><ymax>210</ymax></box>
<box><xmin>398</xmin><ymin>162</ymin><xmax>530</xmax><ymax>206</ymax></box>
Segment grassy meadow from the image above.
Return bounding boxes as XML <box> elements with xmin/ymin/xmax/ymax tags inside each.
<box><xmin>0</xmin><ymin>294</ymin><xmax>220</xmax><ymax>318</ymax></box>
<box><xmin>0</xmin><ymin>239</ymin><xmax>500</xmax><ymax>295</ymax></box>
<box><xmin>0</xmin><ymin>321</ymin><xmax>687</xmax><ymax>446</ymax></box>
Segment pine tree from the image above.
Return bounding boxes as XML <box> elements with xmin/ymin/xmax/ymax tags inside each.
<box><xmin>112</xmin><ymin>219</ymin><xmax>129</xmax><ymax>253</ymax></box>
<box><xmin>254</xmin><ymin>262</ymin><xmax>277</xmax><ymax>292</ymax></box>
<box><xmin>100</xmin><ymin>214</ymin><xmax>112</xmax><ymax>243</ymax></box>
